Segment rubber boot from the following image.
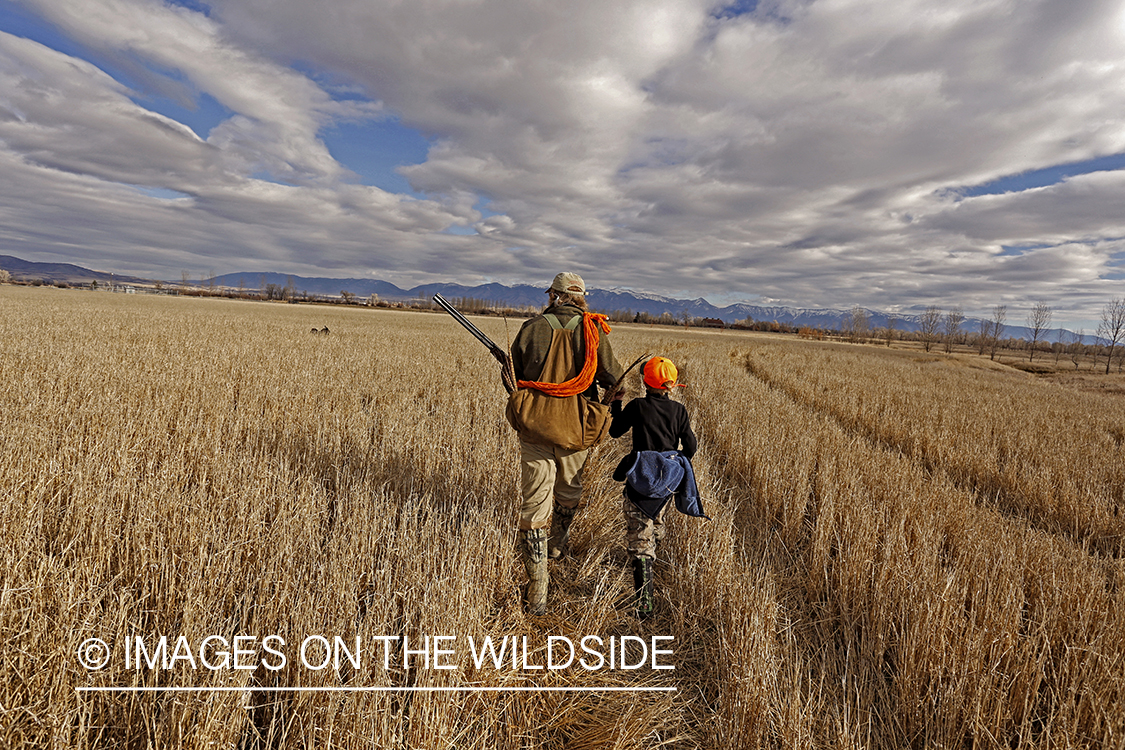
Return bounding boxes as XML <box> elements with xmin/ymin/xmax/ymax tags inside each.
<box><xmin>548</xmin><ymin>505</ymin><xmax>577</xmax><ymax>559</ymax></box>
<box><xmin>632</xmin><ymin>555</ymin><xmax>654</xmax><ymax>620</ymax></box>
<box><xmin>521</xmin><ymin>529</ymin><xmax>549</xmax><ymax>615</ymax></box>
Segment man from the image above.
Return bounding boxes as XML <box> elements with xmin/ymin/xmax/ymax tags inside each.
<box><xmin>508</xmin><ymin>272</ymin><xmax>623</xmax><ymax>615</ymax></box>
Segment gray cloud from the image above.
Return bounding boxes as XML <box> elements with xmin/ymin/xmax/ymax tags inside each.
<box><xmin>2</xmin><ymin>0</ymin><xmax>1124</xmax><ymax>327</ymax></box>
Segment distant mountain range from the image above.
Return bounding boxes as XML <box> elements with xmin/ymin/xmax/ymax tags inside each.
<box><xmin>212</xmin><ymin>270</ymin><xmax>939</xmax><ymax>330</ymax></box>
<box><xmin>0</xmin><ymin>254</ymin><xmax>151</xmax><ymax>286</ymax></box>
<box><xmin>202</xmin><ymin>272</ymin><xmax>1074</xmax><ymax>343</ymax></box>
<box><xmin>0</xmin><ymin>254</ymin><xmax>1073</xmax><ymax>342</ymax></box>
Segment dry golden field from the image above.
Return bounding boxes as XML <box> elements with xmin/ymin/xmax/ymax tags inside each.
<box><xmin>1</xmin><ymin>285</ymin><xmax>1123</xmax><ymax>749</ymax></box>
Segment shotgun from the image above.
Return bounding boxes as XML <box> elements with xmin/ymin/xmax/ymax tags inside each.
<box><xmin>601</xmin><ymin>352</ymin><xmax>651</xmax><ymax>405</ymax></box>
<box><xmin>432</xmin><ymin>293</ymin><xmax>516</xmax><ymax>393</ymax></box>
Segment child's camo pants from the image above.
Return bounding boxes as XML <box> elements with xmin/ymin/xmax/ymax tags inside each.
<box><xmin>622</xmin><ymin>493</ymin><xmax>668</xmax><ymax>559</ymax></box>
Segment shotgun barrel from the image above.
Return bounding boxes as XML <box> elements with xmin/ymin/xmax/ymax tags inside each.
<box><xmin>601</xmin><ymin>353</ymin><xmax>651</xmax><ymax>404</ymax></box>
<box><xmin>433</xmin><ymin>293</ymin><xmax>516</xmax><ymax>393</ymax></box>
<box><xmin>432</xmin><ymin>293</ymin><xmax>507</xmax><ymax>365</ymax></box>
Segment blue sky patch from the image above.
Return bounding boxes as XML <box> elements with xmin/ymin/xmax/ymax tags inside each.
<box><xmin>165</xmin><ymin>0</ymin><xmax>212</xmax><ymax>17</ymax></box>
<box><xmin>1</xmin><ymin>0</ymin><xmax>432</xmax><ymax>193</ymax></box>
<box><xmin>323</xmin><ymin>118</ymin><xmax>432</xmax><ymax>195</ymax></box>
<box><xmin>998</xmin><ymin>243</ymin><xmax>1053</xmax><ymax>256</ymax></box>
<box><xmin>1107</xmin><ymin>251</ymin><xmax>1125</xmax><ymax>280</ymax></box>
<box><xmin>960</xmin><ymin>152</ymin><xmax>1125</xmax><ymax>197</ymax></box>
<box><xmin>1</xmin><ymin>1</ymin><xmax>232</xmax><ymax>138</ymax></box>
<box><xmin>473</xmin><ymin>196</ymin><xmax>500</xmax><ymax>220</ymax></box>
<box><xmin>1</xmin><ymin>0</ymin><xmax>89</xmax><ymax>59</ymax></box>
<box><xmin>712</xmin><ymin>0</ymin><xmax>760</xmax><ymax>20</ymax></box>
<box><xmin>134</xmin><ymin>89</ymin><xmax>232</xmax><ymax>140</ymax></box>
<box><xmin>131</xmin><ymin>185</ymin><xmax>192</xmax><ymax>201</ymax></box>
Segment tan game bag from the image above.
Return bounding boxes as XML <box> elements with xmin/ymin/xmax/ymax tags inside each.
<box><xmin>505</xmin><ymin>313</ymin><xmax>611</xmax><ymax>451</ymax></box>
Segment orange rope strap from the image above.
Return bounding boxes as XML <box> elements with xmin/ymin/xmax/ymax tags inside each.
<box><xmin>517</xmin><ymin>313</ymin><xmax>612</xmax><ymax>397</ymax></box>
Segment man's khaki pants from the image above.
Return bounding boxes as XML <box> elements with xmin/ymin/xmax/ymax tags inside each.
<box><xmin>519</xmin><ymin>439</ymin><xmax>588</xmax><ymax>530</ymax></box>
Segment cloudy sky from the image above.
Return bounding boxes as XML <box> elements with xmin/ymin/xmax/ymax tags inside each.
<box><xmin>2</xmin><ymin>0</ymin><xmax>1124</xmax><ymax>327</ymax></box>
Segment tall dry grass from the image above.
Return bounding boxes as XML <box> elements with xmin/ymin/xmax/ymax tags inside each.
<box><xmin>1</xmin><ymin>286</ymin><xmax>1123</xmax><ymax>748</ymax></box>
<box><xmin>672</xmin><ymin>337</ymin><xmax>1124</xmax><ymax>747</ymax></box>
<box><xmin>738</xmin><ymin>342</ymin><xmax>1125</xmax><ymax>556</ymax></box>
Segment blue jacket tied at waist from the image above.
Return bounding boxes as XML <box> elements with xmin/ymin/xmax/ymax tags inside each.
<box><xmin>624</xmin><ymin>450</ymin><xmax>708</xmax><ymax>520</ymax></box>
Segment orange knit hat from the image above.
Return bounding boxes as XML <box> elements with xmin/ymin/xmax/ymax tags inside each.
<box><xmin>643</xmin><ymin>357</ymin><xmax>685</xmax><ymax>390</ymax></box>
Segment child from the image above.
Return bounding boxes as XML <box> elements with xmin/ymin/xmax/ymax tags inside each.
<box><xmin>609</xmin><ymin>356</ymin><xmax>704</xmax><ymax>619</ymax></box>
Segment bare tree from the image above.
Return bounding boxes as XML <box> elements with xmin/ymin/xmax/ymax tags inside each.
<box><xmin>943</xmin><ymin>306</ymin><xmax>964</xmax><ymax>353</ymax></box>
<box><xmin>884</xmin><ymin>314</ymin><xmax>897</xmax><ymax>347</ymax></box>
<box><xmin>1097</xmin><ymin>297</ymin><xmax>1125</xmax><ymax>375</ymax></box>
<box><xmin>919</xmin><ymin>305</ymin><xmax>942</xmax><ymax>352</ymax></box>
<box><xmin>1026</xmin><ymin>301</ymin><xmax>1052</xmax><ymax>362</ymax></box>
<box><xmin>0</xmin><ymin>269</ymin><xmax>10</xmax><ymax>284</ymax></box>
<box><xmin>989</xmin><ymin>305</ymin><xmax>1007</xmax><ymax>360</ymax></box>
<box><xmin>843</xmin><ymin>306</ymin><xmax>869</xmax><ymax>343</ymax></box>
<box><xmin>976</xmin><ymin>318</ymin><xmax>991</xmax><ymax>355</ymax></box>
<box><xmin>1067</xmin><ymin>329</ymin><xmax>1085</xmax><ymax>370</ymax></box>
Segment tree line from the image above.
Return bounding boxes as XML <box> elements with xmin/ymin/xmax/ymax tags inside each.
<box><xmin>838</xmin><ymin>299</ymin><xmax>1125</xmax><ymax>374</ymax></box>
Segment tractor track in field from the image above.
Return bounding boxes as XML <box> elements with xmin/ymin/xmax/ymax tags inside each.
<box><xmin>736</xmin><ymin>354</ymin><xmax>1124</xmax><ymax>561</ymax></box>
<box><xmin>675</xmin><ymin>363</ymin><xmax>917</xmax><ymax>745</ymax></box>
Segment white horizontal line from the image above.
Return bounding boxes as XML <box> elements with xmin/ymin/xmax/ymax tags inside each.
<box><xmin>77</xmin><ymin>686</ymin><xmax>676</xmax><ymax>693</ymax></box>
